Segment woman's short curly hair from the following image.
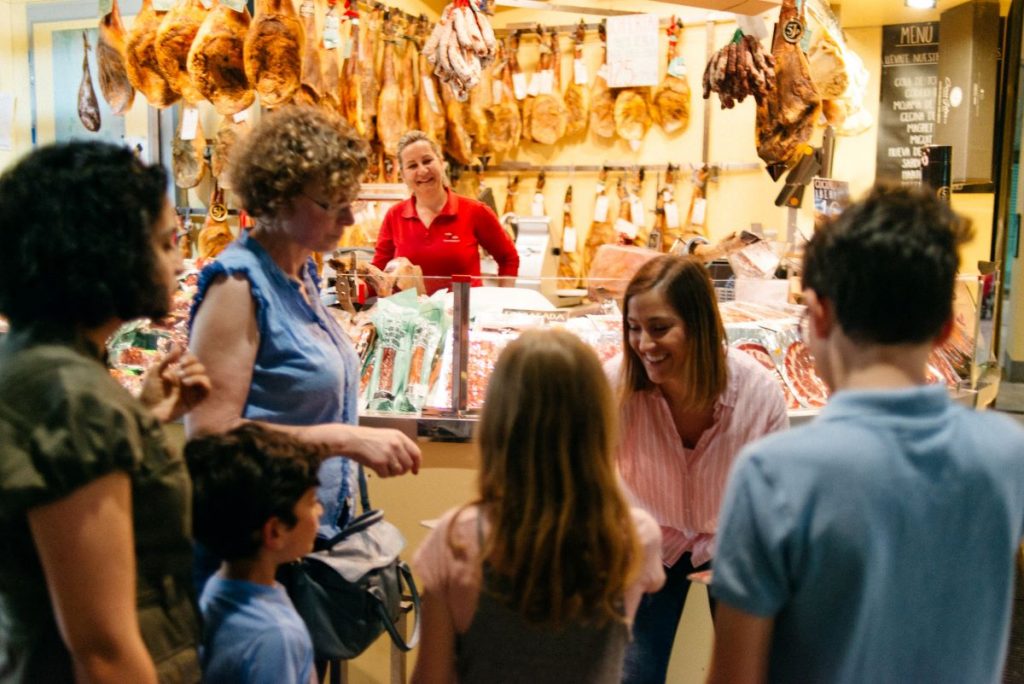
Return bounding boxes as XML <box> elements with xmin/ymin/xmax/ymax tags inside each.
<box><xmin>231</xmin><ymin>106</ymin><xmax>369</xmax><ymax>219</ymax></box>
<box><xmin>0</xmin><ymin>141</ymin><xmax>168</xmax><ymax>329</ymax></box>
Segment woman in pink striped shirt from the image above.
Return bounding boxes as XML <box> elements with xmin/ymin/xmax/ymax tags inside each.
<box><xmin>612</xmin><ymin>255</ymin><xmax>788</xmax><ymax>684</ymax></box>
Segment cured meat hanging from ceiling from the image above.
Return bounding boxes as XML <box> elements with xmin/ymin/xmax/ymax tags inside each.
<box><xmin>417</xmin><ymin>17</ymin><xmax>448</xmax><ymax>147</ymax></box>
<box><xmin>319</xmin><ymin>1</ymin><xmax>342</xmax><ymax>115</ymax></box>
<box><xmin>96</xmin><ymin>0</ymin><xmax>135</xmax><ymax>115</ymax></box>
<box><xmin>422</xmin><ymin>0</ymin><xmax>496</xmax><ymax>100</ymax></box>
<box><xmin>483</xmin><ymin>38</ymin><xmax>520</xmax><ymax>155</ymax></box>
<box><xmin>78</xmin><ymin>31</ymin><xmax>101</xmax><ymax>132</ymax></box>
<box><xmin>294</xmin><ymin>0</ymin><xmax>324</xmax><ymax>105</ymax></box>
<box><xmin>341</xmin><ymin>7</ymin><xmax>367</xmax><ymax>134</ymax></box>
<box><xmin>528</xmin><ymin>28</ymin><xmax>568</xmax><ymax>146</ymax></box>
<box><xmin>125</xmin><ymin>0</ymin><xmax>180</xmax><ymax>108</ymax></box>
<box><xmin>651</xmin><ymin>17</ymin><xmax>690</xmax><ymax>135</ymax></box>
<box><xmin>562</xmin><ymin>21</ymin><xmax>589</xmax><ymax>138</ymax></box>
<box><xmin>589</xmin><ymin>23</ymin><xmax>615</xmax><ymax>141</ymax></box>
<box><xmin>155</xmin><ymin>0</ymin><xmax>209</xmax><ymax>105</ymax></box>
<box><xmin>244</xmin><ymin>0</ymin><xmax>305</xmax><ymax>108</ymax></box>
<box><xmin>187</xmin><ymin>0</ymin><xmax>255</xmax><ymax>116</ymax></box>
<box><xmin>754</xmin><ymin>0</ymin><xmax>820</xmax><ymax>178</ymax></box>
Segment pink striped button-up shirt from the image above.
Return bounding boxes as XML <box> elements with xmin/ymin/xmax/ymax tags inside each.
<box><xmin>609</xmin><ymin>347</ymin><xmax>789</xmax><ymax>567</ymax></box>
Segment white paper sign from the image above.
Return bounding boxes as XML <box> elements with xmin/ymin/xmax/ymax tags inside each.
<box><xmin>593</xmin><ymin>195</ymin><xmax>609</xmax><ymax>223</ymax></box>
<box><xmin>531</xmin><ymin>192</ymin><xmax>545</xmax><ymax>217</ymax></box>
<box><xmin>605</xmin><ymin>14</ymin><xmax>660</xmax><ymax>88</ymax></box>
<box><xmin>573</xmin><ymin>59</ymin><xmax>588</xmax><ymax>85</ymax></box>
<box><xmin>424</xmin><ymin>77</ymin><xmax>442</xmax><ymax>114</ymax></box>
<box><xmin>563</xmin><ymin>226</ymin><xmax>577</xmax><ymax>253</ymax></box>
<box><xmin>512</xmin><ymin>72</ymin><xmax>528</xmax><ymax>100</ymax></box>
<box><xmin>665</xmin><ymin>201</ymin><xmax>680</xmax><ymax>229</ymax></box>
<box><xmin>691</xmin><ymin>197</ymin><xmax>707</xmax><ymax>226</ymax></box>
<box><xmin>323</xmin><ymin>13</ymin><xmax>341</xmax><ymax>49</ymax></box>
<box><xmin>527</xmin><ymin>72</ymin><xmax>541</xmax><ymax>97</ymax></box>
<box><xmin>630</xmin><ymin>197</ymin><xmax>645</xmax><ymax>225</ymax></box>
<box><xmin>0</xmin><ymin>93</ymin><xmax>14</xmax><ymax>151</ymax></box>
<box><xmin>180</xmin><ymin>106</ymin><xmax>200</xmax><ymax>141</ymax></box>
<box><xmin>615</xmin><ymin>217</ymin><xmax>637</xmax><ymax>240</ymax></box>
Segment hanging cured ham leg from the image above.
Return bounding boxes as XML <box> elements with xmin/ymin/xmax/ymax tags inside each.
<box><xmin>244</xmin><ymin>0</ymin><xmax>304</xmax><ymax>108</ymax></box>
<box><xmin>125</xmin><ymin>0</ymin><xmax>180</xmax><ymax>108</ymax></box>
<box><xmin>97</xmin><ymin>0</ymin><xmax>135</xmax><ymax>115</ymax></box>
<box><xmin>188</xmin><ymin>0</ymin><xmax>256</xmax><ymax>116</ymax></box>
<box><xmin>78</xmin><ymin>31</ymin><xmax>101</xmax><ymax>132</ymax></box>
<box><xmin>156</xmin><ymin>0</ymin><xmax>209</xmax><ymax>104</ymax></box>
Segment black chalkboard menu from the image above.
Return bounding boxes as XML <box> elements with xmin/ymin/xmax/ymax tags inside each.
<box><xmin>876</xmin><ymin>22</ymin><xmax>940</xmax><ymax>184</ymax></box>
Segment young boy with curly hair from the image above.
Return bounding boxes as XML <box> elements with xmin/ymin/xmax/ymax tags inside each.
<box><xmin>186</xmin><ymin>424</ymin><xmax>324</xmax><ymax>684</ymax></box>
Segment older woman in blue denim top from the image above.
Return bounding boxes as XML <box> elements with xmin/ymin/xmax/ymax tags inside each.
<box><xmin>186</xmin><ymin>107</ymin><xmax>421</xmax><ymax>580</ymax></box>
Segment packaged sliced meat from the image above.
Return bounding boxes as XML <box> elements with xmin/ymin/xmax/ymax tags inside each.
<box><xmin>773</xmin><ymin>326</ymin><xmax>829</xmax><ymax>408</ymax></box>
<box><xmin>728</xmin><ymin>328</ymin><xmax>800</xmax><ymax>410</ymax></box>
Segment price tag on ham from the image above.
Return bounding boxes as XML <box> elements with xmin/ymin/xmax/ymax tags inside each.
<box><xmin>233</xmin><ymin>108</ymin><xmax>249</xmax><ymax>124</ymax></box>
<box><xmin>573</xmin><ymin>59</ymin><xmax>588</xmax><ymax>85</ymax></box>
<box><xmin>323</xmin><ymin>13</ymin><xmax>341</xmax><ymax>50</ymax></box>
<box><xmin>563</xmin><ymin>226</ymin><xmax>577</xmax><ymax>254</ymax></box>
<box><xmin>152</xmin><ymin>0</ymin><xmax>174</xmax><ymax>10</ymax></box>
<box><xmin>342</xmin><ymin>36</ymin><xmax>354</xmax><ymax>59</ymax></box>
<box><xmin>597</xmin><ymin>63</ymin><xmax>609</xmax><ymax>82</ymax></box>
<box><xmin>630</xmin><ymin>198</ymin><xmax>645</xmax><ymax>226</ymax></box>
<box><xmin>691</xmin><ymin>197</ymin><xmax>707</xmax><ymax>226</ymax></box>
<box><xmin>512</xmin><ymin>72</ymin><xmax>528</xmax><ymax>100</ymax></box>
<box><xmin>665</xmin><ymin>202</ymin><xmax>680</xmax><ymax>229</ymax></box>
<box><xmin>593</xmin><ymin>195</ymin><xmax>610</xmax><ymax>223</ymax></box>
<box><xmin>299</xmin><ymin>0</ymin><xmax>314</xmax><ymax>16</ymax></box>
<box><xmin>667</xmin><ymin>57</ymin><xmax>687</xmax><ymax>78</ymax></box>
<box><xmin>221</xmin><ymin>0</ymin><xmax>246</xmax><ymax>13</ymax></box>
<box><xmin>98</xmin><ymin>0</ymin><xmax>113</xmax><ymax>16</ymax></box>
<box><xmin>424</xmin><ymin>77</ymin><xmax>442</xmax><ymax>115</ymax></box>
<box><xmin>531</xmin><ymin>192</ymin><xmax>545</xmax><ymax>218</ymax></box>
<box><xmin>615</xmin><ymin>217</ymin><xmax>637</xmax><ymax>240</ymax></box>
<box><xmin>180</xmin><ymin>107</ymin><xmax>200</xmax><ymax>141</ymax></box>
<box><xmin>527</xmin><ymin>72</ymin><xmax>541</xmax><ymax>97</ymax></box>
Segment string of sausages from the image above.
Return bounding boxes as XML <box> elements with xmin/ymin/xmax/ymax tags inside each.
<box><xmin>702</xmin><ymin>32</ymin><xmax>777</xmax><ymax>109</ymax></box>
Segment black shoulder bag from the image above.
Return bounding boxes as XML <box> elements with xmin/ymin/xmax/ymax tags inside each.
<box><xmin>277</xmin><ymin>465</ymin><xmax>421</xmax><ymax>661</ymax></box>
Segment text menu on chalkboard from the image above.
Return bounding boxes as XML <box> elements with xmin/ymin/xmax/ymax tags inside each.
<box><xmin>876</xmin><ymin>22</ymin><xmax>939</xmax><ymax>184</ymax></box>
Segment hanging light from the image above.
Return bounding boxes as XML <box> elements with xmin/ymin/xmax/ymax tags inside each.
<box><xmin>905</xmin><ymin>0</ymin><xmax>937</xmax><ymax>8</ymax></box>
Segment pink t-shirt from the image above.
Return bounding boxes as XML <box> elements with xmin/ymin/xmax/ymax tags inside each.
<box><xmin>413</xmin><ymin>505</ymin><xmax>665</xmax><ymax>634</ymax></box>
<box><xmin>609</xmin><ymin>347</ymin><xmax>789</xmax><ymax>567</ymax></box>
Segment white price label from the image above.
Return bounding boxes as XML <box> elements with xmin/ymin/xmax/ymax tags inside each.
<box><xmin>593</xmin><ymin>195</ymin><xmax>609</xmax><ymax>223</ymax></box>
<box><xmin>153</xmin><ymin>0</ymin><xmax>175</xmax><ymax>11</ymax></box>
<box><xmin>630</xmin><ymin>198</ymin><xmax>645</xmax><ymax>224</ymax></box>
<box><xmin>323</xmin><ymin>14</ymin><xmax>341</xmax><ymax>49</ymax></box>
<box><xmin>233</xmin><ymin>108</ymin><xmax>249</xmax><ymax>123</ymax></box>
<box><xmin>342</xmin><ymin>36</ymin><xmax>354</xmax><ymax>59</ymax></box>
<box><xmin>667</xmin><ymin>57</ymin><xmax>687</xmax><ymax>79</ymax></box>
<box><xmin>512</xmin><ymin>72</ymin><xmax>528</xmax><ymax>100</ymax></box>
<box><xmin>573</xmin><ymin>59</ymin><xmax>588</xmax><ymax>85</ymax></box>
<box><xmin>299</xmin><ymin>0</ymin><xmax>315</xmax><ymax>16</ymax></box>
<box><xmin>198</xmin><ymin>0</ymin><xmax>213</xmax><ymax>8</ymax></box>
<box><xmin>563</xmin><ymin>225</ymin><xmax>577</xmax><ymax>253</ymax></box>
<box><xmin>597</xmin><ymin>64</ymin><xmax>609</xmax><ymax>81</ymax></box>
<box><xmin>531</xmin><ymin>192</ymin><xmax>545</xmax><ymax>217</ymax></box>
<box><xmin>180</xmin><ymin>106</ymin><xmax>200</xmax><ymax>141</ymax></box>
<box><xmin>691</xmin><ymin>197</ymin><xmax>707</xmax><ymax>226</ymax></box>
<box><xmin>221</xmin><ymin>0</ymin><xmax>246</xmax><ymax>13</ymax></box>
<box><xmin>527</xmin><ymin>72</ymin><xmax>541</xmax><ymax>97</ymax></box>
<box><xmin>615</xmin><ymin>217</ymin><xmax>638</xmax><ymax>240</ymax></box>
<box><xmin>540</xmin><ymin>70</ymin><xmax>554</xmax><ymax>95</ymax></box>
<box><xmin>99</xmin><ymin>0</ymin><xmax>113</xmax><ymax>16</ymax></box>
<box><xmin>665</xmin><ymin>201</ymin><xmax>680</xmax><ymax>229</ymax></box>
<box><xmin>423</xmin><ymin>76</ymin><xmax>442</xmax><ymax>114</ymax></box>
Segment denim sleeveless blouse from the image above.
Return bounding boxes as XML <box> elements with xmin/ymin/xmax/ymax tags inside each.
<box><xmin>190</xmin><ymin>232</ymin><xmax>359</xmax><ymax>537</ymax></box>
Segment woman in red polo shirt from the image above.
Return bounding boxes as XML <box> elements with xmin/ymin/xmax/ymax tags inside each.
<box><xmin>372</xmin><ymin>131</ymin><xmax>519</xmax><ymax>295</ymax></box>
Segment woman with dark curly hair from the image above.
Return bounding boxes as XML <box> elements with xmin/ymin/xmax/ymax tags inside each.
<box><xmin>0</xmin><ymin>141</ymin><xmax>211</xmax><ymax>682</ymax></box>
<box><xmin>186</xmin><ymin>107</ymin><xmax>421</xmax><ymax>584</ymax></box>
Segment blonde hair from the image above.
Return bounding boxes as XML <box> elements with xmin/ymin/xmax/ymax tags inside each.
<box><xmin>464</xmin><ymin>329</ymin><xmax>640</xmax><ymax>627</ymax></box>
<box><xmin>230</xmin><ymin>106</ymin><xmax>368</xmax><ymax>219</ymax></box>
<box><xmin>396</xmin><ymin>129</ymin><xmax>442</xmax><ymax>169</ymax></box>
<box><xmin>621</xmin><ymin>255</ymin><xmax>728</xmax><ymax>410</ymax></box>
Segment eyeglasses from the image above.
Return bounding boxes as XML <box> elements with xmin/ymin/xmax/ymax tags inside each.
<box><xmin>301</xmin><ymin>192</ymin><xmax>353</xmax><ymax>222</ymax></box>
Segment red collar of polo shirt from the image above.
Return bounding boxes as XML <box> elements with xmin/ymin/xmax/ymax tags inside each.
<box><xmin>401</xmin><ymin>188</ymin><xmax>460</xmax><ymax>222</ymax></box>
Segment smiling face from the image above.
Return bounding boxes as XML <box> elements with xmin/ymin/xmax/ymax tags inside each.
<box><xmin>626</xmin><ymin>288</ymin><xmax>688</xmax><ymax>388</ymax></box>
<box><xmin>399</xmin><ymin>139</ymin><xmax>445</xmax><ymax>198</ymax></box>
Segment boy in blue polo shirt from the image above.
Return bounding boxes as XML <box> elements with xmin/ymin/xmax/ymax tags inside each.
<box><xmin>708</xmin><ymin>185</ymin><xmax>1024</xmax><ymax>683</ymax></box>
<box><xmin>186</xmin><ymin>424</ymin><xmax>323</xmax><ymax>684</ymax></box>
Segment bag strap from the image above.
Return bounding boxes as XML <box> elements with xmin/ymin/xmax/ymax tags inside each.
<box><xmin>357</xmin><ymin>464</ymin><xmax>371</xmax><ymax>514</ymax></box>
<box><xmin>377</xmin><ymin>561</ymin><xmax>421</xmax><ymax>652</ymax></box>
